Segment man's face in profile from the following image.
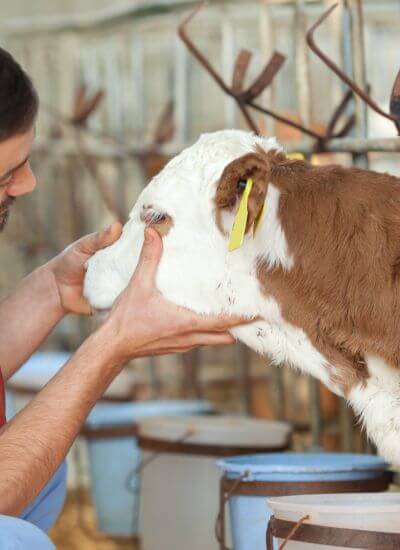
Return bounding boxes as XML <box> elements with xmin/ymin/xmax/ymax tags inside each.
<box><xmin>0</xmin><ymin>127</ymin><xmax>36</xmax><ymax>231</ymax></box>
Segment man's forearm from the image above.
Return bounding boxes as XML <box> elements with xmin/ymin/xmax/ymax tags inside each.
<box><xmin>0</xmin><ymin>325</ymin><xmax>122</xmax><ymax>516</ymax></box>
<box><xmin>0</xmin><ymin>266</ymin><xmax>64</xmax><ymax>380</ymax></box>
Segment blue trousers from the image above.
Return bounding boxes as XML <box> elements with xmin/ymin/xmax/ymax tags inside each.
<box><xmin>0</xmin><ymin>461</ymin><xmax>67</xmax><ymax>549</ymax></box>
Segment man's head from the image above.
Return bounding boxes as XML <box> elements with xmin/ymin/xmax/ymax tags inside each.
<box><xmin>0</xmin><ymin>48</ymin><xmax>38</xmax><ymax>230</ymax></box>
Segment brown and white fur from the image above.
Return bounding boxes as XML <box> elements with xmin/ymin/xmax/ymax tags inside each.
<box><xmin>84</xmin><ymin>130</ymin><xmax>400</xmax><ymax>464</ymax></box>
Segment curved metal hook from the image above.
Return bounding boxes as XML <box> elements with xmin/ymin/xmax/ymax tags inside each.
<box><xmin>306</xmin><ymin>3</ymin><xmax>399</xmax><ymax>130</ymax></box>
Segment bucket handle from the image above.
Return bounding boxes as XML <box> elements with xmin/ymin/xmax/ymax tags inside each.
<box><xmin>266</xmin><ymin>515</ymin><xmax>311</xmax><ymax>550</ymax></box>
<box><xmin>125</xmin><ymin>428</ymin><xmax>195</xmax><ymax>493</ymax></box>
<box><xmin>215</xmin><ymin>472</ymin><xmax>250</xmax><ymax>550</ymax></box>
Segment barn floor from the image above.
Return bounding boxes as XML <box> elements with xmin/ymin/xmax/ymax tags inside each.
<box><xmin>51</xmin><ymin>490</ymin><xmax>140</xmax><ymax>550</ymax></box>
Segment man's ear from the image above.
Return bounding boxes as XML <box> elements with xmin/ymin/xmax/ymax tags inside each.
<box><xmin>215</xmin><ymin>150</ymin><xmax>272</xmax><ymax>232</ymax></box>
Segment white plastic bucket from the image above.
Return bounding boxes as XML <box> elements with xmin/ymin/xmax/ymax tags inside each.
<box><xmin>268</xmin><ymin>492</ymin><xmax>400</xmax><ymax>549</ymax></box>
<box><xmin>137</xmin><ymin>415</ymin><xmax>292</xmax><ymax>550</ymax></box>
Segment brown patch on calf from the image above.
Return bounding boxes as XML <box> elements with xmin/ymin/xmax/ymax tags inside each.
<box><xmin>151</xmin><ymin>218</ymin><xmax>173</xmax><ymax>237</ymax></box>
<box><xmin>214</xmin><ymin>152</ymin><xmax>270</xmax><ymax>234</ymax></box>
<box><xmin>255</xmin><ymin>152</ymin><xmax>400</xmax><ymax>393</ymax></box>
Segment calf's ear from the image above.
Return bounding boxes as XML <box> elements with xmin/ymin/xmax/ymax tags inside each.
<box><xmin>215</xmin><ymin>150</ymin><xmax>271</xmax><ymax>231</ymax></box>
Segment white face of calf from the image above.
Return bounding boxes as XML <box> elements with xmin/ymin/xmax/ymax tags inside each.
<box><xmin>84</xmin><ymin>130</ymin><xmax>283</xmax><ymax>317</ymax></box>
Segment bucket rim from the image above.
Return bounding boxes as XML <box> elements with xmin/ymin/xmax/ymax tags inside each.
<box><xmin>85</xmin><ymin>399</ymin><xmax>215</xmax><ymax>428</ymax></box>
<box><xmin>217</xmin><ymin>452</ymin><xmax>388</xmax><ymax>475</ymax></box>
<box><xmin>267</xmin><ymin>492</ymin><xmax>400</xmax><ymax>516</ymax></box>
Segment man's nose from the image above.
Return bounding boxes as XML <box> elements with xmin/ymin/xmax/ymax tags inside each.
<box><xmin>7</xmin><ymin>164</ymin><xmax>37</xmax><ymax>197</ymax></box>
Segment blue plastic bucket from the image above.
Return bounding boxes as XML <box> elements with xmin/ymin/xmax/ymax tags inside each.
<box><xmin>6</xmin><ymin>352</ymin><xmax>71</xmax><ymax>419</ymax></box>
<box><xmin>84</xmin><ymin>400</ymin><xmax>214</xmax><ymax>537</ymax></box>
<box><xmin>217</xmin><ymin>453</ymin><xmax>389</xmax><ymax>550</ymax></box>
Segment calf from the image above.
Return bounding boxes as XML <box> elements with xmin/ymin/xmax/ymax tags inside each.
<box><xmin>84</xmin><ymin>129</ymin><xmax>400</xmax><ymax>463</ymax></box>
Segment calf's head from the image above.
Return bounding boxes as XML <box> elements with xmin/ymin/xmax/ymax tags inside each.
<box><xmin>84</xmin><ymin>129</ymin><xmax>288</xmax><ymax>317</ymax></box>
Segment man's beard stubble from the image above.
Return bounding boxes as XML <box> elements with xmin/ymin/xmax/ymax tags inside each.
<box><xmin>0</xmin><ymin>196</ymin><xmax>15</xmax><ymax>231</ymax></box>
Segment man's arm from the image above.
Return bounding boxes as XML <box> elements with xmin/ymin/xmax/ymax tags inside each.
<box><xmin>0</xmin><ymin>225</ymin><xmax>123</xmax><ymax>381</ymax></box>
<box><xmin>0</xmin><ymin>266</ymin><xmax>64</xmax><ymax>380</ymax></box>
<box><xmin>0</xmin><ymin>228</ymin><xmax>248</xmax><ymax>515</ymax></box>
<box><xmin>0</xmin><ymin>328</ymin><xmax>118</xmax><ymax>515</ymax></box>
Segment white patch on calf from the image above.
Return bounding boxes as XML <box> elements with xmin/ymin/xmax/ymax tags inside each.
<box><xmin>228</xmin><ymin>290</ymin><xmax>337</xmax><ymax>391</ymax></box>
<box><xmin>255</xmin><ymin>184</ymin><xmax>294</xmax><ymax>270</ymax></box>
<box><xmin>348</xmin><ymin>355</ymin><xmax>400</xmax><ymax>463</ymax></box>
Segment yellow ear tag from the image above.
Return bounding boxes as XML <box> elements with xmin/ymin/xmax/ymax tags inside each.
<box><xmin>253</xmin><ymin>200</ymin><xmax>267</xmax><ymax>237</ymax></box>
<box><xmin>287</xmin><ymin>152</ymin><xmax>318</xmax><ymax>164</ymax></box>
<box><xmin>286</xmin><ymin>152</ymin><xmax>305</xmax><ymax>160</ymax></box>
<box><xmin>228</xmin><ymin>178</ymin><xmax>253</xmax><ymax>252</ymax></box>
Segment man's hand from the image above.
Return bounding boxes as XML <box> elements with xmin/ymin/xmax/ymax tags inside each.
<box><xmin>0</xmin><ymin>225</ymin><xmax>122</xmax><ymax>378</ymax></box>
<box><xmin>100</xmin><ymin>227</ymin><xmax>253</xmax><ymax>363</ymax></box>
<box><xmin>46</xmin><ymin>222</ymin><xmax>122</xmax><ymax>315</ymax></box>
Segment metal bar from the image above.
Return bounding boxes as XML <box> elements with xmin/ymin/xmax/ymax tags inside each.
<box><xmin>130</xmin><ymin>31</ymin><xmax>146</xmax><ymax>140</ymax></box>
<box><xmin>294</xmin><ymin>0</ymin><xmax>312</xmax><ymax>138</ymax></box>
<box><xmin>234</xmin><ymin>343</ymin><xmax>252</xmax><ymax>414</ymax></box>
<box><xmin>148</xmin><ymin>357</ymin><xmax>162</xmax><ymax>398</ymax></box>
<box><xmin>339</xmin><ymin>399</ymin><xmax>353</xmax><ymax>452</ymax></box>
<box><xmin>30</xmin><ymin>135</ymin><xmax>400</xmax><ymax>161</ymax></box>
<box><xmin>349</xmin><ymin>0</ymin><xmax>368</xmax><ymax>139</ymax></box>
<box><xmin>241</xmin><ymin>53</ymin><xmax>286</xmax><ymax>103</ymax></box>
<box><xmin>270</xmin><ymin>364</ymin><xmax>286</xmax><ymax>420</ymax></box>
<box><xmin>284</xmin><ymin>136</ymin><xmax>400</xmax><ymax>154</ymax></box>
<box><xmin>231</xmin><ymin>50</ymin><xmax>253</xmax><ymax>95</ymax></box>
<box><xmin>390</xmin><ymin>70</ymin><xmax>400</xmax><ymax>126</ymax></box>
<box><xmin>181</xmin><ymin>349</ymin><xmax>203</xmax><ymax>398</ymax></box>
<box><xmin>337</xmin><ymin>2</ymin><xmax>367</xmax><ymax>450</ymax></box>
<box><xmin>221</xmin><ymin>10</ymin><xmax>237</xmax><ymax>128</ymax></box>
<box><xmin>295</xmin><ymin>0</ymin><xmax>323</xmax><ymax>450</ymax></box>
<box><xmin>308</xmin><ymin>377</ymin><xmax>323</xmax><ymax>451</ymax></box>
<box><xmin>258</xmin><ymin>0</ymin><xmax>275</xmax><ymax>136</ymax></box>
<box><xmin>74</xmin><ymin>131</ymin><xmax>124</xmax><ymax>221</ymax></box>
<box><xmin>0</xmin><ymin>0</ymin><xmax>323</xmax><ymax>37</ymax></box>
<box><xmin>0</xmin><ymin>1</ymin><xmax>199</xmax><ymax>36</ymax></box>
<box><xmin>175</xmin><ymin>35</ymin><xmax>190</xmax><ymax>146</ymax></box>
<box><xmin>347</xmin><ymin>0</ymin><xmax>370</xmax><ymax>170</ymax></box>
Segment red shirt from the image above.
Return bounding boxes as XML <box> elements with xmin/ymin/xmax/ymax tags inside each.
<box><xmin>0</xmin><ymin>368</ymin><xmax>6</xmax><ymax>426</ymax></box>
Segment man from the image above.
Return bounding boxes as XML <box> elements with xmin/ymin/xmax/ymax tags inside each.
<box><xmin>0</xmin><ymin>48</ymin><xmax>245</xmax><ymax>548</ymax></box>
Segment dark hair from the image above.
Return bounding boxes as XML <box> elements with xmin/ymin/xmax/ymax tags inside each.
<box><xmin>0</xmin><ymin>47</ymin><xmax>38</xmax><ymax>141</ymax></box>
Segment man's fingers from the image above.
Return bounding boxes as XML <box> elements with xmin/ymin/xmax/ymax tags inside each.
<box><xmin>78</xmin><ymin>222</ymin><xmax>123</xmax><ymax>256</ymax></box>
<box><xmin>137</xmin><ymin>331</ymin><xmax>235</xmax><ymax>355</ymax></box>
<box><xmin>190</xmin><ymin>331</ymin><xmax>236</xmax><ymax>345</ymax></box>
<box><xmin>72</xmin><ymin>299</ymin><xmax>93</xmax><ymax>316</ymax></box>
<box><xmin>130</xmin><ymin>228</ymin><xmax>163</xmax><ymax>289</ymax></box>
